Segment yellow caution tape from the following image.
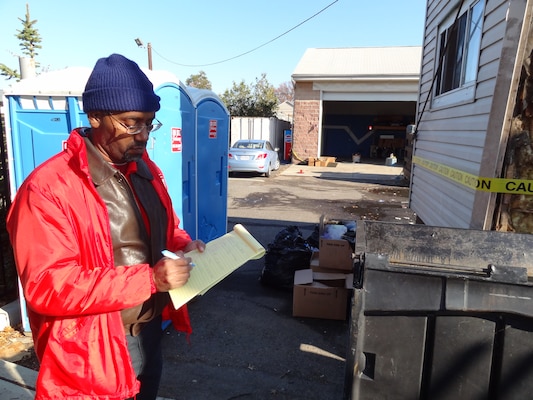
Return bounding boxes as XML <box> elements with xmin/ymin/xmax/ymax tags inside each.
<box><xmin>412</xmin><ymin>155</ymin><xmax>533</xmax><ymax>195</ymax></box>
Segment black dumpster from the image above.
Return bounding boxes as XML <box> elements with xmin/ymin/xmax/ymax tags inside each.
<box><xmin>344</xmin><ymin>221</ymin><xmax>533</xmax><ymax>400</ymax></box>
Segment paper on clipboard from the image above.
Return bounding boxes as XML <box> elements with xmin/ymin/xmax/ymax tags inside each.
<box><xmin>169</xmin><ymin>224</ymin><xmax>265</xmax><ymax>309</ymax></box>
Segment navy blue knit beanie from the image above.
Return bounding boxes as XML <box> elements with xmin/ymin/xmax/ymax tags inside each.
<box><xmin>82</xmin><ymin>54</ymin><xmax>160</xmax><ymax>113</ymax></box>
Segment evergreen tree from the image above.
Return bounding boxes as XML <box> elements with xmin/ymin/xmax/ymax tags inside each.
<box><xmin>220</xmin><ymin>81</ymin><xmax>253</xmax><ymax>116</ymax></box>
<box><xmin>220</xmin><ymin>74</ymin><xmax>278</xmax><ymax>117</ymax></box>
<box><xmin>0</xmin><ymin>3</ymin><xmax>42</xmax><ymax>80</ymax></box>
<box><xmin>251</xmin><ymin>74</ymin><xmax>277</xmax><ymax>117</ymax></box>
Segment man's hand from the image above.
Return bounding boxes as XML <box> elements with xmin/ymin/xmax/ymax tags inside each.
<box><xmin>183</xmin><ymin>239</ymin><xmax>206</xmax><ymax>254</ymax></box>
<box><xmin>152</xmin><ymin>252</ymin><xmax>193</xmax><ymax>292</ymax></box>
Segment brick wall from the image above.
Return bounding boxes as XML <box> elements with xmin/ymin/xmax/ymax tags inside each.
<box><xmin>292</xmin><ymin>82</ymin><xmax>320</xmax><ymax>163</ymax></box>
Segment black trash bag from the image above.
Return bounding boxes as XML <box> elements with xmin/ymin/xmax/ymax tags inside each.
<box><xmin>260</xmin><ymin>226</ymin><xmax>314</xmax><ymax>290</ymax></box>
<box><xmin>305</xmin><ymin>225</ymin><xmax>320</xmax><ymax>249</ymax></box>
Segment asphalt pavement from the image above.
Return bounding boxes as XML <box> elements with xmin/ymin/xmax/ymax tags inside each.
<box><xmin>155</xmin><ymin>160</ymin><xmax>412</xmax><ymax>400</ymax></box>
<box><xmin>0</xmin><ymin>159</ymin><xmax>410</xmax><ymax>400</ymax></box>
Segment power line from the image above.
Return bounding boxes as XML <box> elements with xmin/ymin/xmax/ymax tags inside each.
<box><xmin>151</xmin><ymin>0</ymin><xmax>339</xmax><ymax>68</ymax></box>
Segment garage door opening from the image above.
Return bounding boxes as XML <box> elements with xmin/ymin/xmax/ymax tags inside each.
<box><xmin>321</xmin><ymin>101</ymin><xmax>416</xmax><ymax>162</ymax></box>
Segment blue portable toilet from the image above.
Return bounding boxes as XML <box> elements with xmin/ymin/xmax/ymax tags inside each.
<box><xmin>149</xmin><ymin>81</ymin><xmax>229</xmax><ymax>242</ymax></box>
<box><xmin>3</xmin><ymin>67</ymin><xmax>91</xmax><ymax>195</ymax></box>
<box><xmin>3</xmin><ymin>67</ymin><xmax>92</xmax><ymax>334</ymax></box>
<box><xmin>187</xmin><ymin>87</ymin><xmax>229</xmax><ymax>242</ymax></box>
<box><xmin>3</xmin><ymin>66</ymin><xmax>229</xmax><ymax>331</ymax></box>
<box><xmin>148</xmin><ymin>77</ymin><xmax>195</xmax><ymax>227</ymax></box>
<box><xmin>4</xmin><ymin>68</ymin><xmax>189</xmax><ymax>213</ymax></box>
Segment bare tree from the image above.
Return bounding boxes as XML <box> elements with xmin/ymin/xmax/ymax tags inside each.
<box><xmin>185</xmin><ymin>70</ymin><xmax>212</xmax><ymax>90</ymax></box>
<box><xmin>274</xmin><ymin>81</ymin><xmax>294</xmax><ymax>104</ymax></box>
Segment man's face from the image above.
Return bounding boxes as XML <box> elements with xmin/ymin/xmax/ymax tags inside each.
<box><xmin>87</xmin><ymin>111</ymin><xmax>156</xmax><ymax>163</ymax></box>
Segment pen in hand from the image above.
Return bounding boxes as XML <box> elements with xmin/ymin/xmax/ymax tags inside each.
<box><xmin>161</xmin><ymin>250</ymin><xmax>196</xmax><ymax>267</ymax></box>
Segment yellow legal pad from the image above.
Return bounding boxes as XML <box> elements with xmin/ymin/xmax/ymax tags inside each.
<box><xmin>169</xmin><ymin>224</ymin><xmax>266</xmax><ymax>309</ymax></box>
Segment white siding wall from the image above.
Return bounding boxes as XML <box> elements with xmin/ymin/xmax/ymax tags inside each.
<box><xmin>410</xmin><ymin>0</ymin><xmax>509</xmax><ymax>228</ymax></box>
<box><xmin>230</xmin><ymin>117</ymin><xmax>290</xmax><ymax>151</ymax></box>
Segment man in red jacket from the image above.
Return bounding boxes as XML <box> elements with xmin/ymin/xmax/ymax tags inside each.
<box><xmin>7</xmin><ymin>54</ymin><xmax>205</xmax><ymax>400</ymax></box>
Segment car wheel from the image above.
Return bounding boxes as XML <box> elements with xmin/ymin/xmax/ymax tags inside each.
<box><xmin>265</xmin><ymin>164</ymin><xmax>272</xmax><ymax>178</ymax></box>
<box><xmin>274</xmin><ymin>158</ymin><xmax>280</xmax><ymax>170</ymax></box>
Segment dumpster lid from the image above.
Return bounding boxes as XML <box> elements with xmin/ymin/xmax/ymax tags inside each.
<box><xmin>356</xmin><ymin>221</ymin><xmax>533</xmax><ymax>275</ymax></box>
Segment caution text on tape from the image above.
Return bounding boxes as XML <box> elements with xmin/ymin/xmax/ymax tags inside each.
<box><xmin>412</xmin><ymin>155</ymin><xmax>533</xmax><ymax>195</ymax></box>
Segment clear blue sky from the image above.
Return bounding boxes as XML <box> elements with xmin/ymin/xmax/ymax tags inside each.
<box><xmin>0</xmin><ymin>0</ymin><xmax>427</xmax><ymax>95</ymax></box>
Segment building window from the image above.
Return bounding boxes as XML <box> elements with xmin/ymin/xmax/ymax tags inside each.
<box><xmin>433</xmin><ymin>0</ymin><xmax>484</xmax><ymax>106</ymax></box>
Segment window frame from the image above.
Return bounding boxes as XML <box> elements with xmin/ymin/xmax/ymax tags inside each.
<box><xmin>432</xmin><ymin>0</ymin><xmax>485</xmax><ymax>109</ymax></box>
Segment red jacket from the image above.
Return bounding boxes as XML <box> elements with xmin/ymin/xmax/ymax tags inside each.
<box><xmin>6</xmin><ymin>130</ymin><xmax>192</xmax><ymax>399</ymax></box>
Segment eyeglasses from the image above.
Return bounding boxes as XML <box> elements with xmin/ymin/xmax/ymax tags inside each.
<box><xmin>107</xmin><ymin>113</ymin><xmax>163</xmax><ymax>135</ymax></box>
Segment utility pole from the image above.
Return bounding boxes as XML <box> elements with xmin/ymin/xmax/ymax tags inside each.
<box><xmin>147</xmin><ymin>42</ymin><xmax>153</xmax><ymax>70</ymax></box>
<box><xmin>135</xmin><ymin>38</ymin><xmax>152</xmax><ymax>70</ymax></box>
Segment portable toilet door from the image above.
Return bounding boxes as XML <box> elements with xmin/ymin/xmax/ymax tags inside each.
<box><xmin>5</xmin><ymin>94</ymin><xmax>88</xmax><ymax>192</ymax></box>
<box><xmin>189</xmin><ymin>88</ymin><xmax>229</xmax><ymax>242</ymax></box>
<box><xmin>150</xmin><ymin>81</ymin><xmax>195</xmax><ymax>229</ymax></box>
<box><xmin>3</xmin><ymin>67</ymin><xmax>91</xmax><ymax>193</ymax></box>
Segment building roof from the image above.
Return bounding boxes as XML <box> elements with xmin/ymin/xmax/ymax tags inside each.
<box><xmin>292</xmin><ymin>46</ymin><xmax>422</xmax><ymax>81</ymax></box>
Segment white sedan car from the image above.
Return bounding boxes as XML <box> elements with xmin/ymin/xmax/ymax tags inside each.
<box><xmin>228</xmin><ymin>140</ymin><xmax>281</xmax><ymax>177</ymax></box>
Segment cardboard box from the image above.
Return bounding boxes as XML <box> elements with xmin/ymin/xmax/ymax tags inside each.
<box><xmin>313</xmin><ymin>156</ymin><xmax>336</xmax><ymax>167</ymax></box>
<box><xmin>318</xmin><ymin>239</ymin><xmax>354</xmax><ymax>271</ymax></box>
<box><xmin>293</xmin><ymin>269</ymin><xmax>353</xmax><ymax>320</ymax></box>
<box><xmin>318</xmin><ymin>215</ymin><xmax>355</xmax><ymax>271</ymax></box>
<box><xmin>311</xmin><ymin>250</ymin><xmax>352</xmax><ymax>273</ymax></box>
<box><xmin>322</xmin><ymin>156</ymin><xmax>336</xmax><ymax>165</ymax></box>
<box><xmin>307</xmin><ymin>157</ymin><xmax>316</xmax><ymax>166</ymax></box>
<box><xmin>310</xmin><ymin>250</ymin><xmax>320</xmax><ymax>270</ymax></box>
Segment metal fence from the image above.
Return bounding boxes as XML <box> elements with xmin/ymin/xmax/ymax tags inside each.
<box><xmin>0</xmin><ymin>113</ymin><xmax>18</xmax><ymax>304</ymax></box>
